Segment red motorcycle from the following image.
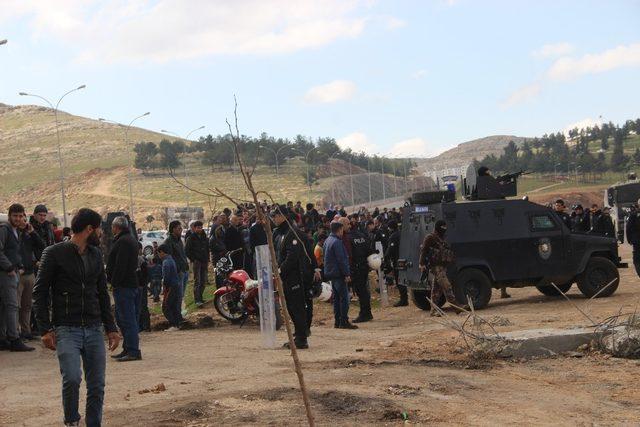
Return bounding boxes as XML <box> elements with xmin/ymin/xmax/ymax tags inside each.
<box><xmin>213</xmin><ymin>250</ymin><xmax>282</xmax><ymax>329</ymax></box>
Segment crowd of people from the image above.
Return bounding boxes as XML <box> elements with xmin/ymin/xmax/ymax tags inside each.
<box><xmin>0</xmin><ymin>196</ymin><xmax>632</xmax><ymax>426</ymax></box>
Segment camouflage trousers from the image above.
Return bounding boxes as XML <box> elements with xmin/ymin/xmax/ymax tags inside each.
<box><xmin>430</xmin><ymin>265</ymin><xmax>457</xmax><ymax>309</ymax></box>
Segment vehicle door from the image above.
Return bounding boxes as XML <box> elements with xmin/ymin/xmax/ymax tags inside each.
<box><xmin>526</xmin><ymin>210</ymin><xmax>567</xmax><ymax>279</ymax></box>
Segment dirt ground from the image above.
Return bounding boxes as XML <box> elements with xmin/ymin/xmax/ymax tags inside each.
<box><xmin>2</xmin><ymin>246</ymin><xmax>640</xmax><ymax>426</ymax></box>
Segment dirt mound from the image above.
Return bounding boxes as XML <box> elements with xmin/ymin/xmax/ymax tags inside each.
<box><xmin>528</xmin><ymin>186</ymin><xmax>605</xmax><ymax>208</ymax></box>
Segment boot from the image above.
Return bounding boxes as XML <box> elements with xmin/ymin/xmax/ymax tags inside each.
<box><xmin>500</xmin><ymin>287</ymin><xmax>511</xmax><ymax>299</ymax></box>
<box><xmin>393</xmin><ymin>299</ymin><xmax>408</xmax><ymax>307</ymax></box>
<box><xmin>10</xmin><ymin>339</ymin><xmax>35</xmax><ymax>352</ymax></box>
<box><xmin>282</xmin><ymin>340</ymin><xmax>309</xmax><ymax>350</ymax></box>
<box><xmin>353</xmin><ymin>313</ymin><xmax>373</xmax><ymax>323</ymax></box>
<box><xmin>338</xmin><ymin>321</ymin><xmax>359</xmax><ymax>330</ymax></box>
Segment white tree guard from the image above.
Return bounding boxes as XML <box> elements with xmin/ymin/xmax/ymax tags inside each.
<box><xmin>256</xmin><ymin>244</ymin><xmax>277</xmax><ymax>348</ymax></box>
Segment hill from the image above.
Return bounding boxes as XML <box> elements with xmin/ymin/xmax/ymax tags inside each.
<box><xmin>0</xmin><ymin>104</ymin><xmax>432</xmax><ymax>224</ymax></box>
<box><xmin>415</xmin><ymin>135</ymin><xmax>529</xmax><ymax>173</ymax></box>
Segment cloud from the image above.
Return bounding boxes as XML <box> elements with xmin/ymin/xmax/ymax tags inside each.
<box><xmin>547</xmin><ymin>43</ymin><xmax>640</xmax><ymax>81</ymax></box>
<box><xmin>4</xmin><ymin>0</ymin><xmax>377</xmax><ymax>64</ymax></box>
<box><xmin>337</xmin><ymin>132</ymin><xmax>378</xmax><ymax>154</ymax></box>
<box><xmin>411</xmin><ymin>69</ymin><xmax>427</xmax><ymax>80</ymax></box>
<box><xmin>501</xmin><ymin>82</ymin><xmax>542</xmax><ymax>108</ymax></box>
<box><xmin>304</xmin><ymin>80</ymin><xmax>357</xmax><ymax>104</ymax></box>
<box><xmin>531</xmin><ymin>42</ymin><xmax>574</xmax><ymax>58</ymax></box>
<box><xmin>387</xmin><ymin>137</ymin><xmax>440</xmax><ymax>158</ymax></box>
<box><xmin>504</xmin><ymin>42</ymin><xmax>640</xmax><ymax>108</ymax></box>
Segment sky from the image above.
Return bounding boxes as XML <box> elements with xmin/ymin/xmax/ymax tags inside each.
<box><xmin>1</xmin><ymin>0</ymin><xmax>639</xmax><ymax>158</ymax></box>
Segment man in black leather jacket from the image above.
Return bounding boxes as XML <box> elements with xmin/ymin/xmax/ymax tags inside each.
<box><xmin>33</xmin><ymin>208</ymin><xmax>120</xmax><ymax>427</ymax></box>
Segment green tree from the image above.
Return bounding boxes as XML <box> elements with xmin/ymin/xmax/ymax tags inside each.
<box><xmin>610</xmin><ymin>128</ymin><xmax>627</xmax><ymax>171</ymax></box>
<box><xmin>134</xmin><ymin>141</ymin><xmax>158</xmax><ymax>173</ymax></box>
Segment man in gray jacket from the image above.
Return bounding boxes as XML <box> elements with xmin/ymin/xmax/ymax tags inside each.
<box><xmin>0</xmin><ymin>204</ymin><xmax>35</xmax><ymax>351</ymax></box>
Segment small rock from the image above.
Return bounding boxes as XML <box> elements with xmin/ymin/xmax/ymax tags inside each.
<box><xmin>577</xmin><ymin>343</ymin><xmax>589</xmax><ymax>352</ymax></box>
<box><xmin>355</xmin><ymin>348</ymin><xmax>364</xmax><ymax>352</ymax></box>
<box><xmin>379</xmin><ymin>341</ymin><xmax>394</xmax><ymax>348</ymax></box>
<box><xmin>565</xmin><ymin>351</ymin><xmax>584</xmax><ymax>358</ymax></box>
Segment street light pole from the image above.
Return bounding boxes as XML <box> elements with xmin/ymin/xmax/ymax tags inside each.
<box><xmin>348</xmin><ymin>154</ymin><xmax>355</xmax><ymax>207</ymax></box>
<box><xmin>259</xmin><ymin>145</ymin><xmax>290</xmax><ymax>177</ymax></box>
<box><xmin>162</xmin><ymin>125</ymin><xmax>205</xmax><ymax>208</ymax></box>
<box><xmin>328</xmin><ymin>150</ymin><xmax>341</xmax><ymax>204</ymax></box>
<box><xmin>291</xmin><ymin>147</ymin><xmax>320</xmax><ymax>202</ymax></box>
<box><xmin>367</xmin><ymin>156</ymin><xmax>372</xmax><ymax>205</ymax></box>
<box><xmin>19</xmin><ymin>85</ymin><xmax>86</xmax><ymax>227</ymax></box>
<box><xmin>125</xmin><ymin>112</ymin><xmax>150</xmax><ymax>220</ymax></box>
<box><xmin>380</xmin><ymin>155</ymin><xmax>386</xmax><ymax>201</ymax></box>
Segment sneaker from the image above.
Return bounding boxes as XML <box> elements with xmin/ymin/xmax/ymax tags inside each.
<box><xmin>64</xmin><ymin>420</ymin><xmax>80</xmax><ymax>426</ymax></box>
<box><xmin>338</xmin><ymin>322</ymin><xmax>359</xmax><ymax>330</ymax></box>
<box><xmin>9</xmin><ymin>339</ymin><xmax>35</xmax><ymax>352</ymax></box>
<box><xmin>111</xmin><ymin>350</ymin><xmax>127</xmax><ymax>359</ymax></box>
<box><xmin>195</xmin><ymin>301</ymin><xmax>204</xmax><ymax>308</ymax></box>
<box><xmin>181</xmin><ymin>309</ymin><xmax>188</xmax><ymax>316</ymax></box>
<box><xmin>164</xmin><ymin>326</ymin><xmax>180</xmax><ymax>332</ymax></box>
<box><xmin>116</xmin><ymin>354</ymin><xmax>142</xmax><ymax>362</ymax></box>
<box><xmin>393</xmin><ymin>300</ymin><xmax>409</xmax><ymax>307</ymax></box>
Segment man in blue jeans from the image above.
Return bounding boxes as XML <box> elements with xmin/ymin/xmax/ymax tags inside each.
<box><xmin>106</xmin><ymin>216</ymin><xmax>142</xmax><ymax>362</ymax></box>
<box><xmin>323</xmin><ymin>221</ymin><xmax>357</xmax><ymax>329</ymax></box>
<box><xmin>33</xmin><ymin>208</ymin><xmax>120</xmax><ymax>427</ymax></box>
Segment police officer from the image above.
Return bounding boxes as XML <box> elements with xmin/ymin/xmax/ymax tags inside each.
<box><xmin>350</xmin><ymin>221</ymin><xmax>374</xmax><ymax>323</ymax></box>
<box><xmin>385</xmin><ymin>221</ymin><xmax>407</xmax><ymax>307</ymax></box>
<box><xmin>625</xmin><ymin>201</ymin><xmax>640</xmax><ymax>277</ymax></box>
<box><xmin>553</xmin><ymin>199</ymin><xmax>573</xmax><ymax>230</ymax></box>
<box><xmin>272</xmin><ymin>205</ymin><xmax>308</xmax><ymax>349</ymax></box>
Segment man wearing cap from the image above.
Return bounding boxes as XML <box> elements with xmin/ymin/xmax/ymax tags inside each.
<box><xmin>272</xmin><ymin>205</ymin><xmax>309</xmax><ymax>349</ymax></box>
<box><xmin>30</xmin><ymin>204</ymin><xmax>56</xmax><ymax>249</ymax></box>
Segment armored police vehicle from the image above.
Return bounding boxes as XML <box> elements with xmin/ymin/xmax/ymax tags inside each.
<box><xmin>398</xmin><ymin>166</ymin><xmax>626</xmax><ymax>310</ymax></box>
<box><xmin>604</xmin><ymin>174</ymin><xmax>640</xmax><ymax>243</ymax></box>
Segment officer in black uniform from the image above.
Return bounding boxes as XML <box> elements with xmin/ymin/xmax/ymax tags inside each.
<box><xmin>626</xmin><ymin>202</ymin><xmax>640</xmax><ymax>277</ymax></box>
<box><xmin>553</xmin><ymin>199</ymin><xmax>573</xmax><ymax>230</ymax></box>
<box><xmin>271</xmin><ymin>205</ymin><xmax>309</xmax><ymax>349</ymax></box>
<box><xmin>350</xmin><ymin>223</ymin><xmax>374</xmax><ymax>322</ymax></box>
<box><xmin>385</xmin><ymin>221</ymin><xmax>407</xmax><ymax>306</ymax></box>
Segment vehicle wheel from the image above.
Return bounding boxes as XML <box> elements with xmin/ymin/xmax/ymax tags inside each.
<box><xmin>453</xmin><ymin>268</ymin><xmax>492</xmax><ymax>309</ymax></box>
<box><xmin>143</xmin><ymin>245</ymin><xmax>153</xmax><ymax>256</ymax></box>
<box><xmin>536</xmin><ymin>282</ymin><xmax>572</xmax><ymax>296</ymax></box>
<box><xmin>213</xmin><ymin>292</ymin><xmax>246</xmax><ymax>323</ymax></box>
<box><xmin>577</xmin><ymin>257</ymin><xmax>619</xmax><ymax>298</ymax></box>
<box><xmin>411</xmin><ymin>288</ymin><xmax>446</xmax><ymax>311</ymax></box>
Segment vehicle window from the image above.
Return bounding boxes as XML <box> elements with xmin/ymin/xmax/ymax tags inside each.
<box><xmin>531</xmin><ymin>215</ymin><xmax>556</xmax><ymax>231</ymax></box>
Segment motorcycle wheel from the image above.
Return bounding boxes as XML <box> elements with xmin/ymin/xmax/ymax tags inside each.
<box><xmin>213</xmin><ymin>292</ymin><xmax>247</xmax><ymax>323</ymax></box>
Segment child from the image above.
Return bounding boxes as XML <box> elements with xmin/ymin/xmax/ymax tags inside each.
<box><xmin>157</xmin><ymin>244</ymin><xmax>183</xmax><ymax>331</ymax></box>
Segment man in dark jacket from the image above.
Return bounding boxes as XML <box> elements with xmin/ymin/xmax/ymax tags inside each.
<box><xmin>17</xmin><ymin>213</ymin><xmax>45</xmax><ymax>340</ymax></box>
<box><xmin>593</xmin><ymin>207</ymin><xmax>615</xmax><ymax>238</ymax></box>
<box><xmin>33</xmin><ymin>208</ymin><xmax>120</xmax><ymax>426</ymax></box>
<box><xmin>106</xmin><ymin>216</ymin><xmax>141</xmax><ymax>362</ymax></box>
<box><xmin>323</xmin><ymin>221</ymin><xmax>357</xmax><ymax>329</ymax></box>
<box><xmin>164</xmin><ymin>221</ymin><xmax>189</xmax><ymax>300</ymax></box>
<box><xmin>224</xmin><ymin>214</ymin><xmax>245</xmax><ymax>269</ymax></box>
<box><xmin>185</xmin><ymin>221</ymin><xmax>209</xmax><ymax>306</ymax></box>
<box><xmin>29</xmin><ymin>204</ymin><xmax>56</xmax><ymax>251</ymax></box>
<box><xmin>0</xmin><ymin>204</ymin><xmax>35</xmax><ymax>351</ymax></box>
<box><xmin>209</xmin><ymin>214</ymin><xmax>227</xmax><ymax>287</ymax></box>
<box><xmin>553</xmin><ymin>199</ymin><xmax>573</xmax><ymax>230</ymax></box>
<box><xmin>626</xmin><ymin>202</ymin><xmax>640</xmax><ymax>277</ymax></box>
<box><xmin>384</xmin><ymin>221</ymin><xmax>406</xmax><ymax>307</ymax></box>
<box><xmin>350</xmin><ymin>222</ymin><xmax>374</xmax><ymax>323</ymax></box>
<box><xmin>272</xmin><ymin>205</ymin><xmax>309</xmax><ymax>349</ymax></box>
